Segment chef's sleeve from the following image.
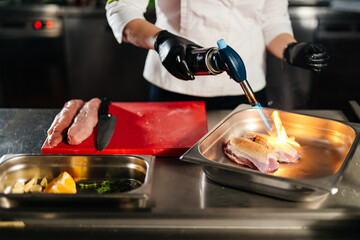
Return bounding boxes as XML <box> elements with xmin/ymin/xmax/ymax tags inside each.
<box><xmin>105</xmin><ymin>0</ymin><xmax>149</xmax><ymax>44</ymax></box>
<box><xmin>260</xmin><ymin>0</ymin><xmax>294</xmax><ymax>46</ymax></box>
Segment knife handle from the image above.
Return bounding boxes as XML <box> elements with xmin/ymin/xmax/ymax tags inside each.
<box><xmin>99</xmin><ymin>97</ymin><xmax>111</xmax><ymax>116</ymax></box>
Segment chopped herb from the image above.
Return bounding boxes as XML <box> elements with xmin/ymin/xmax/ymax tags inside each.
<box><xmin>78</xmin><ymin>179</ymin><xmax>142</xmax><ymax>194</ymax></box>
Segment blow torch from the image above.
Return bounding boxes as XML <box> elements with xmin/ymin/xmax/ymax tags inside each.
<box><xmin>187</xmin><ymin>39</ymin><xmax>271</xmax><ymax>130</ymax></box>
<box><xmin>216</xmin><ymin>39</ymin><xmax>271</xmax><ymax>131</ymax></box>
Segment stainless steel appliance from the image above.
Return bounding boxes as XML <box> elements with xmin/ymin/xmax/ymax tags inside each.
<box><xmin>0</xmin><ymin>5</ymin><xmax>67</xmax><ymax>107</ymax></box>
<box><xmin>62</xmin><ymin>7</ymin><xmax>154</xmax><ymax>102</ymax></box>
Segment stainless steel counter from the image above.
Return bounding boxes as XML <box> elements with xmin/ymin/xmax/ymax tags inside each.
<box><xmin>0</xmin><ymin>107</ymin><xmax>360</xmax><ymax>239</ymax></box>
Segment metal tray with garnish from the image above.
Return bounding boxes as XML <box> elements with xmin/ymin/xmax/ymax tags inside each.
<box><xmin>0</xmin><ymin>154</ymin><xmax>154</xmax><ymax>208</ymax></box>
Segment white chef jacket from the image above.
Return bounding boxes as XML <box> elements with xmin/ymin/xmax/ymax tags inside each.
<box><xmin>106</xmin><ymin>0</ymin><xmax>293</xmax><ymax>97</ymax></box>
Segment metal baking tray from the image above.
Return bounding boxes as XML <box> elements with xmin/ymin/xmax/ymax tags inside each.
<box><xmin>181</xmin><ymin>106</ymin><xmax>360</xmax><ymax>202</ymax></box>
<box><xmin>0</xmin><ymin>154</ymin><xmax>154</xmax><ymax>208</ymax></box>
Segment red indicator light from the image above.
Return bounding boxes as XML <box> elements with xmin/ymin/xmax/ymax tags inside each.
<box><xmin>34</xmin><ymin>21</ymin><xmax>42</xmax><ymax>30</ymax></box>
<box><xmin>46</xmin><ymin>21</ymin><xmax>54</xmax><ymax>29</ymax></box>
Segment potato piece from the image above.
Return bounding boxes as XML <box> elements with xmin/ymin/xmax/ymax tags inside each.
<box><xmin>24</xmin><ymin>177</ymin><xmax>37</xmax><ymax>193</ymax></box>
<box><xmin>30</xmin><ymin>184</ymin><xmax>43</xmax><ymax>193</ymax></box>
<box><xmin>11</xmin><ymin>182</ymin><xmax>25</xmax><ymax>194</ymax></box>
<box><xmin>40</xmin><ymin>177</ymin><xmax>48</xmax><ymax>187</ymax></box>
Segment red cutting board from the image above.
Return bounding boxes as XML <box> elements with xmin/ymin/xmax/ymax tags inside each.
<box><xmin>41</xmin><ymin>101</ymin><xmax>207</xmax><ymax>156</ymax></box>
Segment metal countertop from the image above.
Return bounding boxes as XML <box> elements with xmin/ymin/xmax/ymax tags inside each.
<box><xmin>0</xmin><ymin>107</ymin><xmax>360</xmax><ymax>239</ymax></box>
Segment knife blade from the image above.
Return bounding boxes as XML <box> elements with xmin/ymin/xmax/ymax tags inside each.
<box><xmin>97</xmin><ymin>97</ymin><xmax>117</xmax><ymax>151</ymax></box>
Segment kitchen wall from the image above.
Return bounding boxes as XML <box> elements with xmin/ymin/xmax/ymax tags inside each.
<box><xmin>63</xmin><ymin>8</ymin><xmax>155</xmax><ymax>102</ymax></box>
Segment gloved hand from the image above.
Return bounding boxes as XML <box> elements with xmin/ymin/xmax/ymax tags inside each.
<box><xmin>154</xmin><ymin>30</ymin><xmax>202</xmax><ymax>80</ymax></box>
<box><xmin>283</xmin><ymin>42</ymin><xmax>329</xmax><ymax>72</ymax></box>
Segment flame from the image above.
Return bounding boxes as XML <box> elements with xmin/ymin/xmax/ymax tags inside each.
<box><xmin>269</xmin><ymin>111</ymin><xmax>300</xmax><ymax>147</ymax></box>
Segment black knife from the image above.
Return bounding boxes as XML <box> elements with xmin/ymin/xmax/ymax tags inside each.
<box><xmin>97</xmin><ymin>97</ymin><xmax>117</xmax><ymax>151</ymax></box>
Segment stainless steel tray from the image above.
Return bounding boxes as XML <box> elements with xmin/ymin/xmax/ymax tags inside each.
<box><xmin>0</xmin><ymin>154</ymin><xmax>154</xmax><ymax>208</ymax></box>
<box><xmin>181</xmin><ymin>106</ymin><xmax>360</xmax><ymax>202</ymax></box>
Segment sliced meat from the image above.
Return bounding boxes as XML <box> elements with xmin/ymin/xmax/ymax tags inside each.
<box><xmin>47</xmin><ymin>99</ymin><xmax>85</xmax><ymax>148</ymax></box>
<box><xmin>243</xmin><ymin>132</ymin><xmax>299</xmax><ymax>163</ymax></box>
<box><xmin>67</xmin><ymin>98</ymin><xmax>101</xmax><ymax>145</ymax></box>
<box><xmin>224</xmin><ymin>137</ymin><xmax>279</xmax><ymax>173</ymax></box>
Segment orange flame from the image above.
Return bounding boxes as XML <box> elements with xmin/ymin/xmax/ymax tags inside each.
<box><xmin>269</xmin><ymin>111</ymin><xmax>300</xmax><ymax>147</ymax></box>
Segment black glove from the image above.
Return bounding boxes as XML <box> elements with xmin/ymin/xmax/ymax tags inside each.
<box><xmin>154</xmin><ymin>30</ymin><xmax>202</xmax><ymax>80</ymax></box>
<box><xmin>283</xmin><ymin>42</ymin><xmax>329</xmax><ymax>72</ymax></box>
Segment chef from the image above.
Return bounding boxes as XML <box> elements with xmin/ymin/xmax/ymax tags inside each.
<box><xmin>105</xmin><ymin>0</ymin><xmax>329</xmax><ymax>109</ymax></box>
<box><xmin>46</xmin><ymin>0</ymin><xmax>330</xmax><ymax>148</ymax></box>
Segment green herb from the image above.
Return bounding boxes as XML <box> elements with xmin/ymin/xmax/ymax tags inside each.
<box><xmin>78</xmin><ymin>179</ymin><xmax>141</xmax><ymax>194</ymax></box>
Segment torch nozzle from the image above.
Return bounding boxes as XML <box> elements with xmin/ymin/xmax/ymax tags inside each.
<box><xmin>239</xmin><ymin>80</ymin><xmax>259</xmax><ymax>107</ymax></box>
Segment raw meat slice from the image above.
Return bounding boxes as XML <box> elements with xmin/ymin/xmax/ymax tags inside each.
<box><xmin>67</xmin><ymin>98</ymin><xmax>101</xmax><ymax>145</ymax></box>
<box><xmin>243</xmin><ymin>132</ymin><xmax>299</xmax><ymax>163</ymax></box>
<box><xmin>224</xmin><ymin>137</ymin><xmax>279</xmax><ymax>173</ymax></box>
<box><xmin>47</xmin><ymin>99</ymin><xmax>85</xmax><ymax>148</ymax></box>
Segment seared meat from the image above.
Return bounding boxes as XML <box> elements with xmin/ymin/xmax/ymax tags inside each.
<box><xmin>243</xmin><ymin>132</ymin><xmax>299</xmax><ymax>163</ymax></box>
<box><xmin>224</xmin><ymin>137</ymin><xmax>279</xmax><ymax>173</ymax></box>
